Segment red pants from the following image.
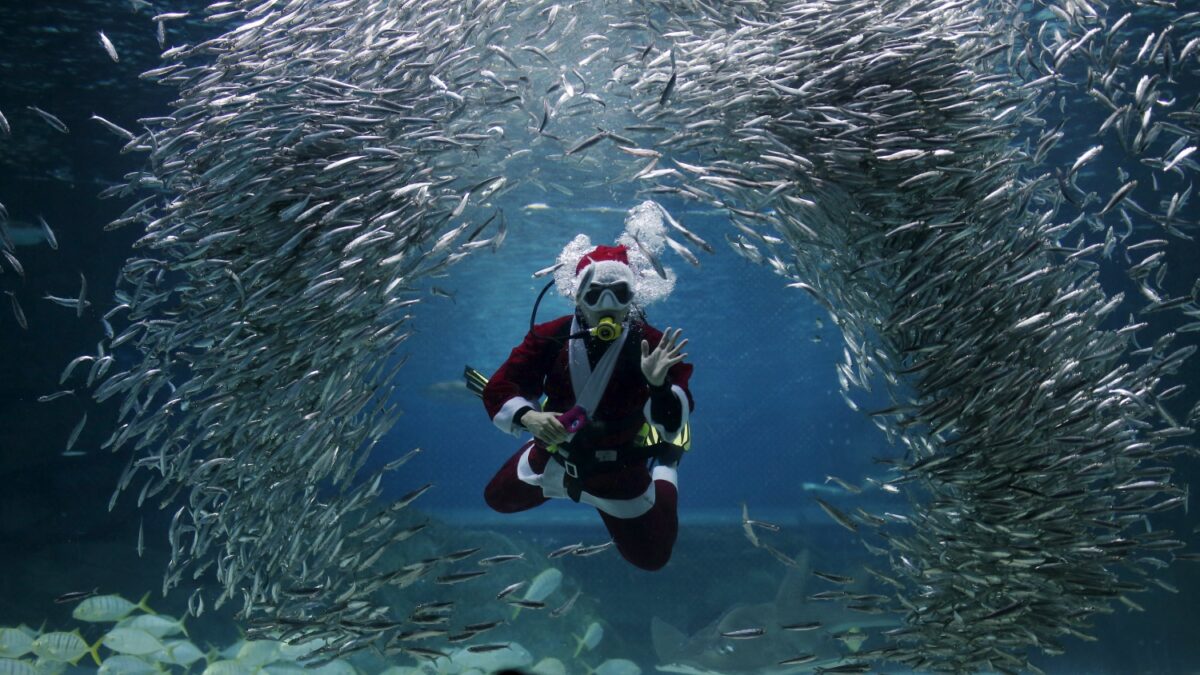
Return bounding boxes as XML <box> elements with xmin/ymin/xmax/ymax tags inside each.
<box><xmin>484</xmin><ymin>441</ymin><xmax>678</xmax><ymax>571</ymax></box>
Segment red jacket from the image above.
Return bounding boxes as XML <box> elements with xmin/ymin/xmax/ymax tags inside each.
<box><xmin>484</xmin><ymin>314</ymin><xmax>694</xmax><ymax>450</ymax></box>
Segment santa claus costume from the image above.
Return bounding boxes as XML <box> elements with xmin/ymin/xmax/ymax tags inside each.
<box><xmin>482</xmin><ymin>206</ymin><xmax>694</xmax><ymax>570</ymax></box>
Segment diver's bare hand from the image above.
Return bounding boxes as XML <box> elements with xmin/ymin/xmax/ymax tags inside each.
<box><xmin>641</xmin><ymin>327</ymin><xmax>688</xmax><ymax>387</ymax></box>
<box><xmin>522</xmin><ymin>411</ymin><xmax>569</xmax><ymax>445</ymax></box>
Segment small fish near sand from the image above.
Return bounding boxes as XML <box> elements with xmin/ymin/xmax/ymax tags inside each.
<box><xmin>72</xmin><ymin>592</ymin><xmax>154</xmax><ymax>623</ymax></box>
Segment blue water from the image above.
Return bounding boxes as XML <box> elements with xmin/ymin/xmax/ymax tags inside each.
<box><xmin>388</xmin><ymin>196</ymin><xmax>883</xmax><ymax>518</ymax></box>
<box><xmin>0</xmin><ymin>2</ymin><xmax>1198</xmax><ymax>675</ymax></box>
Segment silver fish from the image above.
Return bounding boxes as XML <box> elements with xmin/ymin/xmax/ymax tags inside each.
<box><xmin>66</xmin><ymin>413</ymin><xmax>87</xmax><ymax>451</ymax></box>
<box><xmin>547</xmin><ymin>542</ymin><xmax>583</xmax><ymax>558</ymax></box>
<box><xmin>496</xmin><ymin>581</ymin><xmax>526</xmax><ymax>600</ymax></box>
<box><xmin>630</xmin><ymin>234</ymin><xmax>667</xmax><ymax>279</ymax></box>
<box><xmin>26</xmin><ymin>105</ymin><xmax>68</xmax><ymax>133</ymax></box>
<box><xmin>720</xmin><ymin>627</ymin><xmax>766</xmax><ymax>639</ymax></box>
<box><xmin>99</xmin><ymin>30</ymin><xmax>119</xmax><ymax>62</ymax></box>
<box><xmin>91</xmin><ymin>115</ymin><xmax>137</xmax><ymax>141</ymax></box>
<box><xmin>6</xmin><ymin>291</ymin><xmax>27</xmax><ymax>330</ymax></box>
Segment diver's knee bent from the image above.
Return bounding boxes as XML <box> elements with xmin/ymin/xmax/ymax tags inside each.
<box><xmin>484</xmin><ymin>477</ymin><xmax>522</xmax><ymax>513</ymax></box>
<box><xmin>625</xmin><ymin>544</ymin><xmax>674</xmax><ymax>571</ymax></box>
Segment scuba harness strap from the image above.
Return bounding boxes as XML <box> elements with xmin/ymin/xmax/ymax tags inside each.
<box><xmin>463</xmin><ymin>360</ymin><xmax>690</xmax><ymax>478</ymax></box>
<box><xmin>461</xmin><ymin>281</ymin><xmax>689</xmax><ymax>490</ymax></box>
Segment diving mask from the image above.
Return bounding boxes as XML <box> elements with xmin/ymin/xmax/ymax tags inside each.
<box><xmin>579</xmin><ymin>281</ymin><xmax>633</xmax><ymax>309</ymax></box>
<box><xmin>578</xmin><ymin>279</ymin><xmax>631</xmax><ymax>342</ymax></box>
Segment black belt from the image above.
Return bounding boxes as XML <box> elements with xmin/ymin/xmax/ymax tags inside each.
<box><xmin>550</xmin><ymin>442</ymin><xmax>682</xmax><ymax>480</ymax></box>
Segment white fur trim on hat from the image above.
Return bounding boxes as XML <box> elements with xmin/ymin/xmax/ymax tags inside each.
<box><xmin>574</xmin><ymin>259</ymin><xmax>636</xmax><ymax>303</ymax></box>
<box><xmin>550</xmin><ymin>202</ymin><xmax>676</xmax><ymax>305</ymax></box>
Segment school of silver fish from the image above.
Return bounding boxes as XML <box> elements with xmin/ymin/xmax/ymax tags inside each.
<box><xmin>2</xmin><ymin>0</ymin><xmax>1198</xmax><ymax>672</ymax></box>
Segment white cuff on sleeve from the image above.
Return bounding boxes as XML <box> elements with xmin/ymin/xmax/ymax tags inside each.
<box><xmin>652</xmin><ymin>464</ymin><xmax>678</xmax><ymax>487</ymax></box>
<box><xmin>494</xmin><ymin>396</ymin><xmax>540</xmax><ymax>437</ymax></box>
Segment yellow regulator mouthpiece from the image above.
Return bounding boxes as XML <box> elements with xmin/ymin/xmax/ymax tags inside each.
<box><xmin>591</xmin><ymin>316</ymin><xmax>623</xmax><ymax>342</ymax></box>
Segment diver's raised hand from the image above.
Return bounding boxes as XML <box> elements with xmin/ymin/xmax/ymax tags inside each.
<box><xmin>641</xmin><ymin>327</ymin><xmax>688</xmax><ymax>387</ymax></box>
<box><xmin>521</xmin><ymin>411</ymin><xmax>569</xmax><ymax>445</ymax></box>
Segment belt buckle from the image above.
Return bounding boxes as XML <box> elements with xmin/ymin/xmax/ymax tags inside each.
<box><xmin>564</xmin><ymin>460</ymin><xmax>579</xmax><ymax>478</ymax></box>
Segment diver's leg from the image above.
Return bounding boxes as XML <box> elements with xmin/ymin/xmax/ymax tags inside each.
<box><xmin>483</xmin><ymin>440</ymin><xmax>551</xmax><ymax>513</ymax></box>
<box><xmin>595</xmin><ymin>465</ymin><xmax>678</xmax><ymax>571</ymax></box>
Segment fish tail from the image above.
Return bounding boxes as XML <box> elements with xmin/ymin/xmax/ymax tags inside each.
<box><xmin>137</xmin><ymin>590</ymin><xmax>156</xmax><ymax>615</ymax></box>
<box><xmin>180</xmin><ymin>615</ymin><xmax>190</xmax><ymax>638</ymax></box>
<box><xmin>88</xmin><ymin>636</ymin><xmax>103</xmax><ymax>666</ymax></box>
<box><xmin>572</xmin><ymin>633</ymin><xmax>583</xmax><ymax>658</ymax></box>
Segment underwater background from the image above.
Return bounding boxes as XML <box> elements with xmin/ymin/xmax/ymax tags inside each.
<box><xmin>1</xmin><ymin>1</ymin><xmax>1199</xmax><ymax>674</ymax></box>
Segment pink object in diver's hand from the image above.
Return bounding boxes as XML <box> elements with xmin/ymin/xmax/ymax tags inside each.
<box><xmin>556</xmin><ymin>405</ymin><xmax>589</xmax><ymax>434</ymax></box>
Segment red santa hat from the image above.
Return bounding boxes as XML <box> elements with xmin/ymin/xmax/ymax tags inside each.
<box><xmin>575</xmin><ymin>244</ymin><xmax>630</xmax><ymax>274</ymax></box>
<box><xmin>572</xmin><ymin>244</ymin><xmax>637</xmax><ymax>304</ymax></box>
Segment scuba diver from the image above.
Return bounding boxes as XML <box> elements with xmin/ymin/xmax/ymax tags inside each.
<box><xmin>469</xmin><ymin>216</ymin><xmax>694</xmax><ymax>571</ymax></box>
